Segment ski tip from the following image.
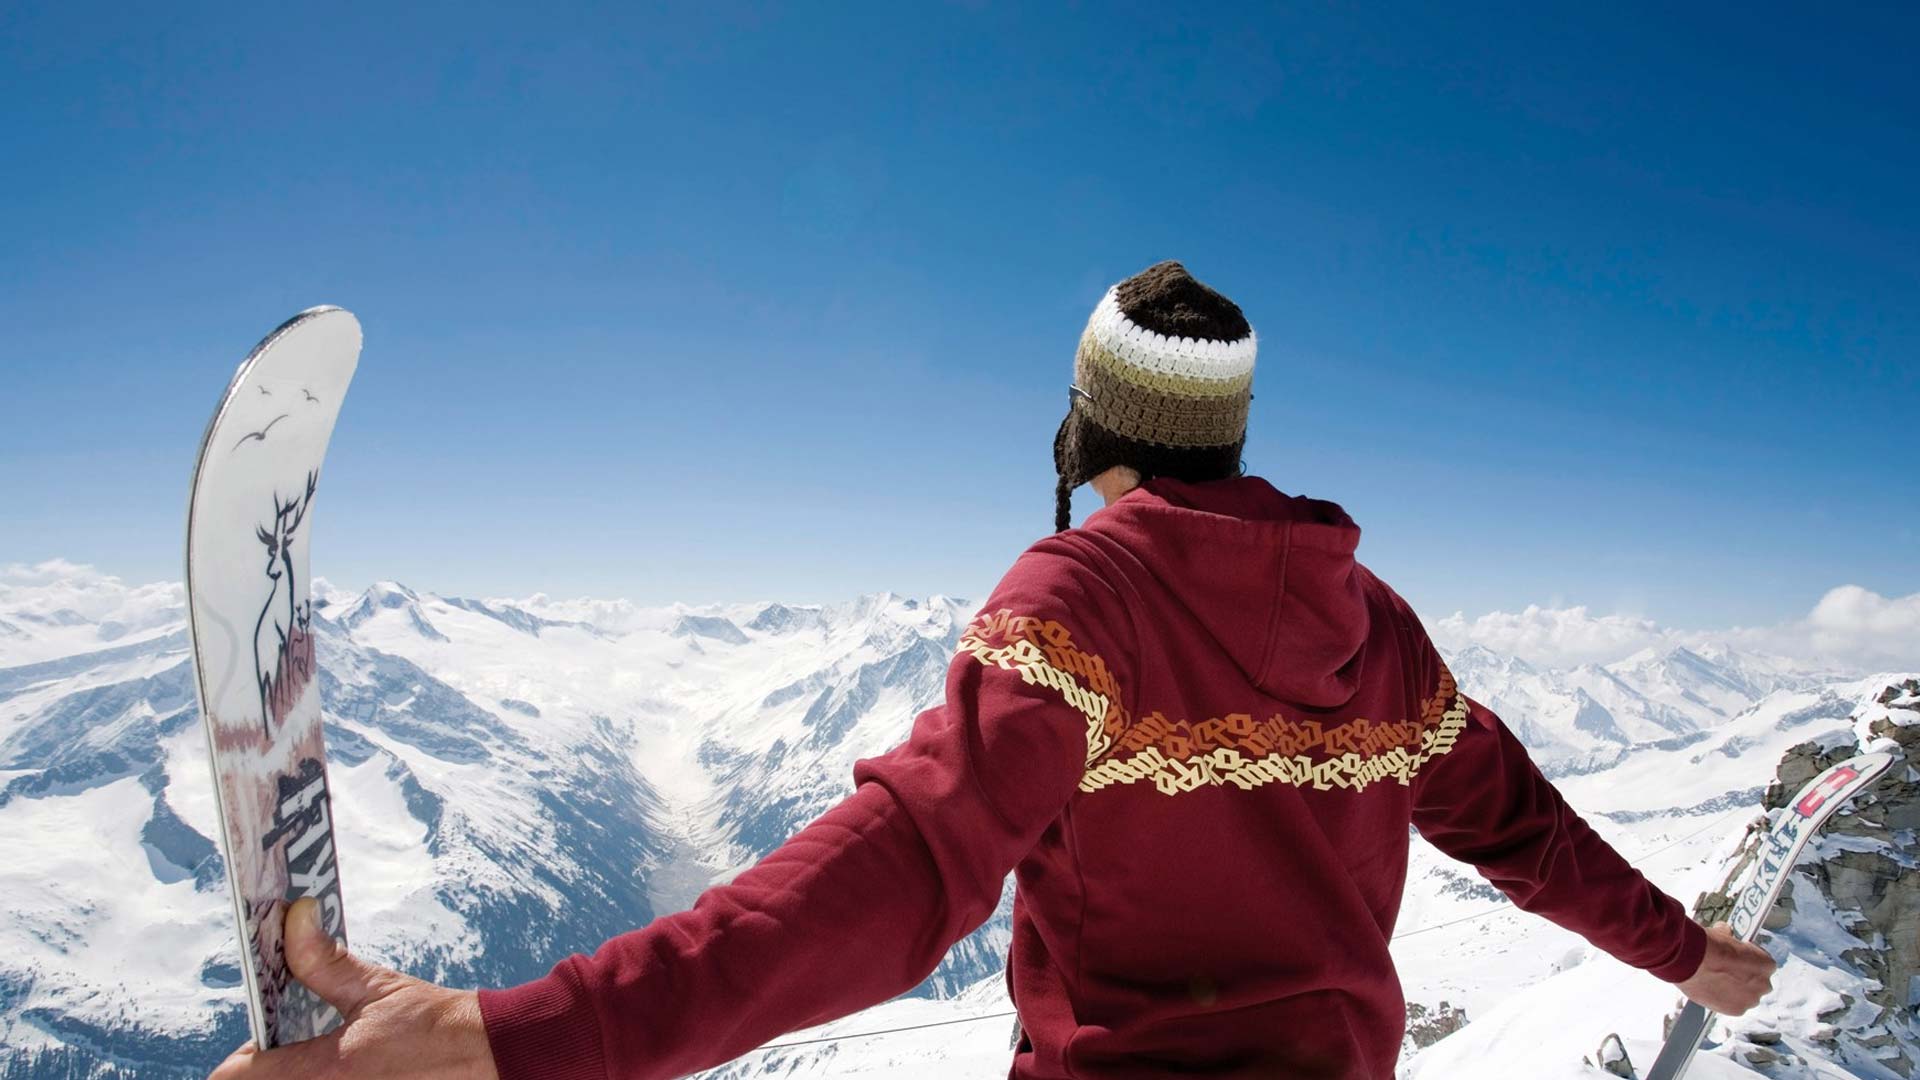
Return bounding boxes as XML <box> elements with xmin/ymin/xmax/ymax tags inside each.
<box><xmin>1837</xmin><ymin>749</ymin><xmax>1899</xmax><ymax>787</ymax></box>
<box><xmin>259</xmin><ymin>305</ymin><xmax>358</xmax><ymax>336</ymax></box>
<box><xmin>288</xmin><ymin>305</ymin><xmax>360</xmax><ymax>335</ymax></box>
<box><xmin>257</xmin><ymin>307</ymin><xmax>362</xmax><ymax>354</ymax></box>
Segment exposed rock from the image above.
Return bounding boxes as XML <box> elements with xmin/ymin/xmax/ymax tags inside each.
<box><xmin>1403</xmin><ymin>1000</ymin><xmax>1468</xmax><ymax>1049</ymax></box>
<box><xmin>1816</xmin><ymin>994</ymin><xmax>1854</xmax><ymax>1024</ymax></box>
<box><xmin>1763</xmin><ymin>736</ymin><xmax>1858</xmax><ymax>811</ymax></box>
<box><xmin>1748</xmin><ymin>679</ymin><xmax>1920</xmax><ymax>1075</ymax></box>
<box><xmin>1876</xmin><ymin>678</ymin><xmax>1920</xmax><ymax>710</ymax></box>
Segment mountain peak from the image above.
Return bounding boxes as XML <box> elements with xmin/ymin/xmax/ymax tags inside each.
<box><xmin>671</xmin><ymin>613</ymin><xmax>749</xmax><ymax>646</ymax></box>
<box><xmin>364</xmin><ymin>580</ymin><xmax>422</xmax><ymax>604</ymax></box>
<box><xmin>745</xmin><ymin>602</ymin><xmax>823</xmax><ymax>635</ymax></box>
<box><xmin>1445</xmin><ymin>642</ymin><xmax>1538</xmax><ymax>677</ymax></box>
<box><xmin>339</xmin><ymin>581</ymin><xmax>451</xmax><ymax>641</ymax></box>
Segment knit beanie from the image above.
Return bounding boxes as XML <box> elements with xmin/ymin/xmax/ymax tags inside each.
<box><xmin>1053</xmin><ymin>260</ymin><xmax>1256</xmax><ymax>530</ymax></box>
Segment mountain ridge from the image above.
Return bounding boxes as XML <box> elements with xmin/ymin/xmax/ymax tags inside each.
<box><xmin>0</xmin><ymin>567</ymin><xmax>1898</xmax><ymax>1078</ymax></box>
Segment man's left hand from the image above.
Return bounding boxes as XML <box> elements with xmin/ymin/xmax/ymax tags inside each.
<box><xmin>208</xmin><ymin>897</ymin><xmax>498</xmax><ymax>1079</ymax></box>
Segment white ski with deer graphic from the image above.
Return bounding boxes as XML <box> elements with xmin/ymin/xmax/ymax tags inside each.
<box><xmin>184</xmin><ymin>306</ymin><xmax>362</xmax><ymax>1050</ymax></box>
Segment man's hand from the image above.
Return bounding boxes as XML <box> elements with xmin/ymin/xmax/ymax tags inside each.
<box><xmin>208</xmin><ymin>897</ymin><xmax>498</xmax><ymax>1080</ymax></box>
<box><xmin>1676</xmin><ymin>920</ymin><xmax>1776</xmax><ymax>1016</ymax></box>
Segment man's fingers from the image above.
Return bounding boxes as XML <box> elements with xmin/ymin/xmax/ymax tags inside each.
<box><xmin>204</xmin><ymin>903</ymin><xmax>405</xmax><ymax>1078</ymax></box>
<box><xmin>1679</xmin><ymin>919</ymin><xmax>1781</xmax><ymax>1016</ymax></box>
<box><xmin>1706</xmin><ymin>922</ymin><xmax>1775</xmax><ymax>973</ymax></box>
<box><xmin>283</xmin><ymin>897</ymin><xmax>387</xmax><ymax>1022</ymax></box>
<box><xmin>1734</xmin><ymin>940</ymin><xmax>1777</xmax><ymax>974</ymax></box>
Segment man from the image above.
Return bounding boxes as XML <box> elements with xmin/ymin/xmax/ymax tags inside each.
<box><xmin>213</xmin><ymin>262</ymin><xmax>1775</xmax><ymax>1079</ymax></box>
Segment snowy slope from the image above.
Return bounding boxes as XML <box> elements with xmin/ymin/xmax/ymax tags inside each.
<box><xmin>1400</xmin><ymin>678</ymin><xmax>1920</xmax><ymax>1080</ymax></box>
<box><xmin>1390</xmin><ymin>679</ymin><xmax>1885</xmax><ymax>1051</ymax></box>
<box><xmin>0</xmin><ymin>563</ymin><xmax>1900</xmax><ymax>1078</ymax></box>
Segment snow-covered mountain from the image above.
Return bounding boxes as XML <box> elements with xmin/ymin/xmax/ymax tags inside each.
<box><xmin>1443</xmin><ymin>641</ymin><xmax>1830</xmax><ymax>775</ymax></box>
<box><xmin>0</xmin><ymin>564</ymin><xmax>1907</xmax><ymax>1078</ymax></box>
<box><xmin>0</xmin><ymin>570</ymin><xmax>983</xmax><ymax>1077</ymax></box>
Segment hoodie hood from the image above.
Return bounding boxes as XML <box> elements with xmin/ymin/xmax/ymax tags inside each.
<box><xmin>1081</xmin><ymin>475</ymin><xmax>1369</xmax><ymax>708</ymax></box>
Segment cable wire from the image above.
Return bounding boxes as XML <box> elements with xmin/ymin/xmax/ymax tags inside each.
<box><xmin>1390</xmin><ymin>804</ymin><xmax>1751</xmax><ymax>941</ymax></box>
<box><xmin>754</xmin><ymin>1009</ymin><xmax>1019</xmax><ymax>1051</ymax></box>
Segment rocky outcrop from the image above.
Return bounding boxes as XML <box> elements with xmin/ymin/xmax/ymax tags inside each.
<box><xmin>1696</xmin><ymin>677</ymin><xmax>1920</xmax><ymax>1078</ymax></box>
<box><xmin>1404</xmin><ymin>1000</ymin><xmax>1468</xmax><ymax>1050</ymax></box>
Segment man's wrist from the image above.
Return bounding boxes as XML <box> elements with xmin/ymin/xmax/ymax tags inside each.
<box><xmin>1649</xmin><ymin>917</ymin><xmax>1710</xmax><ymax>983</ymax></box>
<box><xmin>477</xmin><ymin>960</ymin><xmax>606</xmax><ymax>1080</ymax></box>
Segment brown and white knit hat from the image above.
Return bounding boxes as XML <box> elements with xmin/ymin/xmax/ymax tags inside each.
<box><xmin>1053</xmin><ymin>260</ymin><xmax>1256</xmax><ymax>530</ymax></box>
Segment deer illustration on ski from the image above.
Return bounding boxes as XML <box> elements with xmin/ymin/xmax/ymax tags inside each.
<box><xmin>253</xmin><ymin>470</ymin><xmax>319</xmax><ymax>738</ymax></box>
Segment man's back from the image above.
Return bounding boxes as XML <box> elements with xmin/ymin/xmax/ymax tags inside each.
<box><xmin>981</xmin><ymin>474</ymin><xmax>1456</xmax><ymax>1077</ymax></box>
<box><xmin>926</xmin><ymin>472</ymin><xmax>1705</xmax><ymax>1077</ymax></box>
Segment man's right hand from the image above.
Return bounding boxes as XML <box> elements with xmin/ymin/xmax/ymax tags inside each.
<box><xmin>1676</xmin><ymin>920</ymin><xmax>1777</xmax><ymax>1015</ymax></box>
<box><xmin>207</xmin><ymin>898</ymin><xmax>497</xmax><ymax>1080</ymax></box>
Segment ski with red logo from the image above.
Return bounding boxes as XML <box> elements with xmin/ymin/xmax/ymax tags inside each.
<box><xmin>1643</xmin><ymin>749</ymin><xmax>1895</xmax><ymax>1080</ymax></box>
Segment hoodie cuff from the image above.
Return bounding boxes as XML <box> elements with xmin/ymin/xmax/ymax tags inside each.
<box><xmin>479</xmin><ymin>958</ymin><xmax>607</xmax><ymax>1080</ymax></box>
<box><xmin>1646</xmin><ymin>917</ymin><xmax>1709</xmax><ymax>984</ymax></box>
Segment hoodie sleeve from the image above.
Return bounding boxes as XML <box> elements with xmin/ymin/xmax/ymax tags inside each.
<box><xmin>1399</xmin><ymin>608</ymin><xmax>1706</xmax><ymax>984</ymax></box>
<box><xmin>476</xmin><ymin>536</ymin><xmax>1135</xmax><ymax>1080</ymax></box>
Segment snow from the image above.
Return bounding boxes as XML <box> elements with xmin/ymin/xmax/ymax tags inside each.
<box><xmin>1397</xmin><ymin>851</ymin><xmax>1918</xmax><ymax>1080</ymax></box>
<box><xmin>2</xmin><ymin>564</ymin><xmax>1915</xmax><ymax>1077</ymax></box>
<box><xmin>1399</xmin><ymin>954</ymin><xmax>1762</xmax><ymax>1079</ymax></box>
<box><xmin>1851</xmin><ymin>677</ymin><xmax>1920</xmax><ymax>746</ymax></box>
<box><xmin>0</xmin><ymin>775</ymin><xmax>234</xmax><ymax>1045</ymax></box>
<box><xmin>327</xmin><ymin>750</ymin><xmax>478</xmax><ymax>967</ymax></box>
<box><xmin>700</xmin><ymin>977</ymin><xmax>1016</xmax><ymax>1079</ymax></box>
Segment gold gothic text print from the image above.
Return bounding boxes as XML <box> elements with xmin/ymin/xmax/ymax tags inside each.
<box><xmin>956</xmin><ymin>608</ymin><xmax>1467</xmax><ymax>797</ymax></box>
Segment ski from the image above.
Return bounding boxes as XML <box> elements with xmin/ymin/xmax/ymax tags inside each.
<box><xmin>184</xmin><ymin>307</ymin><xmax>363</xmax><ymax>1050</ymax></box>
<box><xmin>1643</xmin><ymin>749</ymin><xmax>1895</xmax><ymax>1080</ymax></box>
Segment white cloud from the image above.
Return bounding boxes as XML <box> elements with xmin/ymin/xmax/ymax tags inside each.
<box><xmin>0</xmin><ymin>559</ymin><xmax>184</xmax><ymax>632</ymax></box>
<box><xmin>0</xmin><ymin>558</ymin><xmax>98</xmax><ymax>586</ymax></box>
<box><xmin>1426</xmin><ymin>585</ymin><xmax>1920</xmax><ymax>674</ymax></box>
<box><xmin>508</xmin><ymin>592</ymin><xmax>656</xmax><ymax>635</ymax></box>
<box><xmin>1426</xmin><ymin>604</ymin><xmax>1676</xmax><ymax>669</ymax></box>
<box><xmin>1795</xmin><ymin>585</ymin><xmax>1920</xmax><ymax>668</ymax></box>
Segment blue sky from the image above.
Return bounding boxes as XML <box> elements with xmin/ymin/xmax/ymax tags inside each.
<box><xmin>2</xmin><ymin>2</ymin><xmax>1914</xmax><ymax>628</ymax></box>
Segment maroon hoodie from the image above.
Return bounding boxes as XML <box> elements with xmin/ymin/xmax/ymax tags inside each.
<box><xmin>479</xmin><ymin>476</ymin><xmax>1706</xmax><ymax>1079</ymax></box>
